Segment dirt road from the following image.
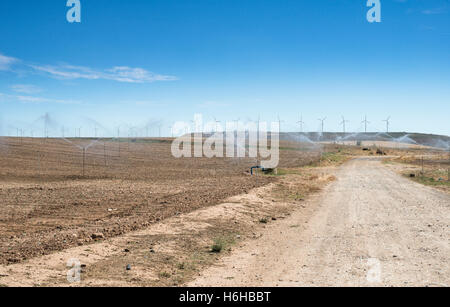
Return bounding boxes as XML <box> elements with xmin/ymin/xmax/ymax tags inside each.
<box><xmin>190</xmin><ymin>157</ymin><xmax>449</xmax><ymax>287</ymax></box>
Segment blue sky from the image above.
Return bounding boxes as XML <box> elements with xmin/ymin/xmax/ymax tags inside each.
<box><xmin>0</xmin><ymin>0</ymin><xmax>449</xmax><ymax>136</ymax></box>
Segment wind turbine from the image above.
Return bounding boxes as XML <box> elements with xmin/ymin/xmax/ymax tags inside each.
<box><xmin>318</xmin><ymin>117</ymin><xmax>326</xmax><ymax>134</ymax></box>
<box><xmin>277</xmin><ymin>115</ymin><xmax>285</xmax><ymax>135</ymax></box>
<box><xmin>362</xmin><ymin>115</ymin><xmax>370</xmax><ymax>133</ymax></box>
<box><xmin>170</xmin><ymin>123</ymin><xmax>175</xmax><ymax>138</ymax></box>
<box><xmin>213</xmin><ymin>117</ymin><xmax>221</xmax><ymax>133</ymax></box>
<box><xmin>43</xmin><ymin>113</ymin><xmax>50</xmax><ymax>138</ymax></box>
<box><xmin>297</xmin><ymin>114</ymin><xmax>305</xmax><ymax>133</ymax></box>
<box><xmin>340</xmin><ymin>116</ymin><xmax>350</xmax><ymax>135</ymax></box>
<box><xmin>382</xmin><ymin>116</ymin><xmax>391</xmax><ymax>133</ymax></box>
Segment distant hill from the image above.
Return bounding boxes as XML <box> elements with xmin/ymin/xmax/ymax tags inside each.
<box><xmin>280</xmin><ymin>132</ymin><xmax>449</xmax><ymax>149</ymax></box>
<box><xmin>198</xmin><ymin>132</ymin><xmax>449</xmax><ymax>150</ymax></box>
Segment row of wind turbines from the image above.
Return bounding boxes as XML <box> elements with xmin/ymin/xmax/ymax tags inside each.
<box><xmin>296</xmin><ymin>115</ymin><xmax>391</xmax><ymax>134</ymax></box>
<box><xmin>4</xmin><ymin>114</ymin><xmax>392</xmax><ymax>138</ymax></box>
<box><xmin>209</xmin><ymin>115</ymin><xmax>391</xmax><ymax>135</ymax></box>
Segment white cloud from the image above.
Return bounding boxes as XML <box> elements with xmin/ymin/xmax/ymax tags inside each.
<box><xmin>198</xmin><ymin>101</ymin><xmax>231</xmax><ymax>108</ymax></box>
<box><xmin>133</xmin><ymin>100</ymin><xmax>166</xmax><ymax>107</ymax></box>
<box><xmin>0</xmin><ymin>92</ymin><xmax>79</xmax><ymax>105</ymax></box>
<box><xmin>0</xmin><ymin>54</ymin><xmax>18</xmax><ymax>71</ymax></box>
<box><xmin>31</xmin><ymin>64</ymin><xmax>178</xmax><ymax>83</ymax></box>
<box><xmin>0</xmin><ymin>51</ymin><xmax>177</xmax><ymax>83</ymax></box>
<box><xmin>10</xmin><ymin>84</ymin><xmax>43</xmax><ymax>94</ymax></box>
<box><xmin>422</xmin><ymin>7</ymin><xmax>447</xmax><ymax>15</ymax></box>
<box><xmin>16</xmin><ymin>95</ymin><xmax>79</xmax><ymax>105</ymax></box>
<box><xmin>30</xmin><ymin>64</ymin><xmax>101</xmax><ymax>80</ymax></box>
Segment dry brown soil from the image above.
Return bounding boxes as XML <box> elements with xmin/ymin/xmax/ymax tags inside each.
<box><xmin>0</xmin><ymin>137</ymin><xmax>321</xmax><ymax>265</ymax></box>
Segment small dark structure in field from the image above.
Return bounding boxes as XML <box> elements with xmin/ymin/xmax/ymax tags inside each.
<box><xmin>376</xmin><ymin>149</ymin><xmax>387</xmax><ymax>155</ymax></box>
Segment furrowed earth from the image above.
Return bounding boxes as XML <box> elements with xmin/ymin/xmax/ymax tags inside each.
<box><xmin>0</xmin><ymin>137</ymin><xmax>321</xmax><ymax>265</ymax></box>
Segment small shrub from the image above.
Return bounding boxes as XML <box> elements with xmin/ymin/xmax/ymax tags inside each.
<box><xmin>211</xmin><ymin>239</ymin><xmax>224</xmax><ymax>253</ymax></box>
<box><xmin>159</xmin><ymin>272</ymin><xmax>171</xmax><ymax>278</ymax></box>
<box><xmin>259</xmin><ymin>218</ymin><xmax>268</xmax><ymax>224</ymax></box>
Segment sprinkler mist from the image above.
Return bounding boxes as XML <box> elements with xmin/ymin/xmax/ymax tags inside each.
<box><xmin>31</xmin><ymin>112</ymin><xmax>58</xmax><ymax>138</ymax></box>
<box><xmin>61</xmin><ymin>136</ymin><xmax>104</xmax><ymax>177</ymax></box>
<box><xmin>0</xmin><ymin>116</ymin><xmax>6</xmax><ymax>153</ymax></box>
<box><xmin>3</xmin><ymin>112</ymin><xmax>448</xmax><ymax>182</ymax></box>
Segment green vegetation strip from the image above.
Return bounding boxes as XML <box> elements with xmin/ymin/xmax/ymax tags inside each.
<box><xmin>409</xmin><ymin>175</ymin><xmax>450</xmax><ymax>187</ymax></box>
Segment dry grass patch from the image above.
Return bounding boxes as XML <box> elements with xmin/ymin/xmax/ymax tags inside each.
<box><xmin>385</xmin><ymin>152</ymin><xmax>449</xmax><ymax>192</ymax></box>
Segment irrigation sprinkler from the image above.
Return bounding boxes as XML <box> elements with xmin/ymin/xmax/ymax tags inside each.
<box><xmin>128</xmin><ymin>132</ymin><xmax>130</xmax><ymax>151</ymax></box>
<box><xmin>82</xmin><ymin>147</ymin><xmax>86</xmax><ymax>177</ymax></box>
<box><xmin>297</xmin><ymin>114</ymin><xmax>305</xmax><ymax>133</ymax></box>
<box><xmin>61</xmin><ymin>137</ymin><xmax>102</xmax><ymax>177</ymax></box>
<box><xmin>117</xmin><ymin>127</ymin><xmax>121</xmax><ymax>157</ymax></box>
<box><xmin>44</xmin><ymin>118</ymin><xmax>47</xmax><ymax>138</ymax></box>
<box><xmin>277</xmin><ymin>116</ymin><xmax>285</xmax><ymax>135</ymax></box>
<box><xmin>127</xmin><ymin>126</ymin><xmax>135</xmax><ymax>150</ymax></box>
<box><xmin>104</xmin><ymin>142</ymin><xmax>107</xmax><ymax>167</ymax></box>
<box><xmin>39</xmin><ymin>112</ymin><xmax>51</xmax><ymax>138</ymax></box>
<box><xmin>37</xmin><ymin>151</ymin><xmax>42</xmax><ymax>180</ymax></box>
